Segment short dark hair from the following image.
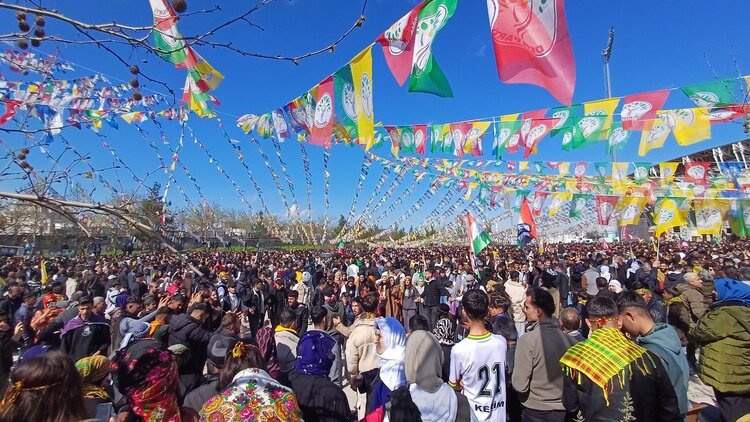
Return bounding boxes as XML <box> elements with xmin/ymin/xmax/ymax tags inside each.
<box><xmin>408</xmin><ymin>314</ymin><xmax>429</xmax><ymax>332</ymax></box>
<box><xmin>462</xmin><ymin>289</ymin><xmax>489</xmax><ymax>320</ymax></box>
<box><xmin>310</xmin><ymin>306</ymin><xmax>327</xmax><ymax>325</ymax></box>
<box><xmin>288</xmin><ymin>290</ymin><xmax>299</xmax><ymax>299</ymax></box>
<box><xmin>595</xmin><ymin>277</ymin><xmax>609</xmax><ymax>289</ymax></box>
<box><xmin>78</xmin><ymin>296</ymin><xmax>93</xmax><ymax>306</ymax></box>
<box><xmin>527</xmin><ymin>288</ymin><xmax>555</xmax><ymax>317</ymax></box>
<box><xmin>615</xmin><ymin>291</ymin><xmax>648</xmax><ymax>314</ymax></box>
<box><xmin>586</xmin><ymin>296</ymin><xmax>618</xmax><ymax>319</ymax></box>
<box><xmin>279</xmin><ymin>309</ymin><xmax>296</xmax><ymax>327</ymax></box>
<box><xmin>361</xmin><ymin>294</ymin><xmax>378</xmax><ymax>313</ymax></box>
<box><xmin>489</xmin><ymin>294</ymin><xmax>510</xmax><ymax>312</ymax></box>
<box><xmin>351</xmin><ymin>296</ymin><xmax>363</xmax><ymax>307</ymax></box>
<box><xmin>191</xmin><ymin>303</ymin><xmax>208</xmax><ymax>314</ymax></box>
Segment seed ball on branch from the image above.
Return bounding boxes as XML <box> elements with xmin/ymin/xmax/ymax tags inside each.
<box><xmin>16</xmin><ymin>39</ymin><xmax>28</xmax><ymax>50</ymax></box>
<box><xmin>16</xmin><ymin>12</ymin><xmax>26</xmax><ymax>21</ymax></box>
<box><xmin>172</xmin><ymin>0</ymin><xmax>187</xmax><ymax>13</ymax></box>
<box><xmin>129</xmin><ymin>78</ymin><xmax>140</xmax><ymax>88</ymax></box>
<box><xmin>21</xmin><ymin>148</ymin><xmax>29</xmax><ymax>154</ymax></box>
<box><xmin>16</xmin><ymin>152</ymin><xmax>26</xmax><ymax>160</ymax></box>
<box><xmin>31</xmin><ymin>38</ymin><xmax>40</xmax><ymax>47</ymax></box>
<box><xmin>34</xmin><ymin>28</ymin><xmax>44</xmax><ymax>38</ymax></box>
<box><xmin>35</xmin><ymin>16</ymin><xmax>45</xmax><ymax>27</ymax></box>
<box><xmin>19</xmin><ymin>161</ymin><xmax>29</xmax><ymax>169</ymax></box>
<box><xmin>132</xmin><ymin>91</ymin><xmax>143</xmax><ymax>101</ymax></box>
<box><xmin>129</xmin><ymin>65</ymin><xmax>139</xmax><ymax>74</ymax></box>
<box><xmin>18</xmin><ymin>21</ymin><xmax>30</xmax><ymax>32</ymax></box>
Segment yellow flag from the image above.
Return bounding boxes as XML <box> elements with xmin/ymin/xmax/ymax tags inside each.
<box><xmin>618</xmin><ymin>196</ymin><xmax>648</xmax><ymax>226</ymax></box>
<box><xmin>583</xmin><ymin>98</ymin><xmax>621</xmax><ymax>139</ymax></box>
<box><xmin>565</xmin><ymin>180</ymin><xmax>578</xmax><ymax>193</ymax></box>
<box><xmin>662</xmin><ymin>108</ymin><xmax>711</xmax><ymax>146</ymax></box>
<box><xmin>638</xmin><ymin>118</ymin><xmax>671</xmax><ymax>156</ymax></box>
<box><xmin>519</xmin><ymin>161</ymin><xmax>529</xmax><ymax>172</ymax></box>
<box><xmin>693</xmin><ymin>199</ymin><xmax>729</xmax><ymax>236</ymax></box>
<box><xmin>659</xmin><ymin>162</ymin><xmax>679</xmax><ymax>184</ymax></box>
<box><xmin>548</xmin><ymin>192</ymin><xmax>571</xmax><ymax>216</ymax></box>
<box><xmin>193</xmin><ymin>52</ymin><xmax>224</xmax><ymax>90</ymax></box>
<box><xmin>558</xmin><ymin>162</ymin><xmax>570</xmax><ymax>177</ymax></box>
<box><xmin>612</xmin><ymin>162</ymin><xmax>630</xmax><ymax>188</ymax></box>
<box><xmin>40</xmin><ymin>260</ymin><xmax>48</xmax><ymax>285</ymax></box>
<box><xmin>351</xmin><ymin>46</ymin><xmax>374</xmax><ymax>147</ymax></box>
<box><xmin>654</xmin><ymin>197</ymin><xmax>687</xmax><ymax>237</ymax></box>
<box><xmin>464</xmin><ymin>121</ymin><xmax>491</xmax><ymax>154</ymax></box>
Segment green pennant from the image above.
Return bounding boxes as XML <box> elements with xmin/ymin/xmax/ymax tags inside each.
<box><xmin>408</xmin><ymin>0</ymin><xmax>458</xmax><ymax>97</ymax></box>
<box><xmin>333</xmin><ymin>65</ymin><xmax>358</xmax><ymax>140</ymax></box>
<box><xmin>569</xmin><ymin>194</ymin><xmax>592</xmax><ymax>218</ymax></box>
<box><xmin>400</xmin><ymin>126</ymin><xmax>416</xmax><ymax>153</ymax></box>
<box><xmin>682</xmin><ymin>79</ymin><xmax>737</xmax><ymax>108</ymax></box>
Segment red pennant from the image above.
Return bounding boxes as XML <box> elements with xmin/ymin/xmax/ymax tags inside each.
<box><xmin>621</xmin><ymin>90</ymin><xmax>670</xmax><ymax>130</ymax></box>
<box><xmin>310</xmin><ymin>77</ymin><xmax>335</xmax><ymax>148</ymax></box>
<box><xmin>595</xmin><ymin>195</ymin><xmax>620</xmax><ymax>225</ymax></box>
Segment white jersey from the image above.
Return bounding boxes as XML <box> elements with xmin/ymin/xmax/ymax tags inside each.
<box><xmin>449</xmin><ymin>332</ymin><xmax>507</xmax><ymax>422</ymax></box>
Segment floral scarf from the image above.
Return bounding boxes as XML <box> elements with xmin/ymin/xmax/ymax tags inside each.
<box><xmin>75</xmin><ymin>355</ymin><xmax>111</xmax><ymax>400</ymax></box>
<box><xmin>199</xmin><ymin>368</ymin><xmax>302</xmax><ymax>421</ymax></box>
<box><xmin>111</xmin><ymin>339</ymin><xmax>181</xmax><ymax>422</ymax></box>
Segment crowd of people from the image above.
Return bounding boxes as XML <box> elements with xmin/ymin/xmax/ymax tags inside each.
<box><xmin>0</xmin><ymin>239</ymin><xmax>747</xmax><ymax>421</ymax></box>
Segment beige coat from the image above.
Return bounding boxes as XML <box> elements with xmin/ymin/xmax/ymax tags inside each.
<box><xmin>676</xmin><ymin>283</ymin><xmax>707</xmax><ymax>325</ymax></box>
<box><xmin>344</xmin><ymin>317</ymin><xmax>378</xmax><ymax>375</ymax></box>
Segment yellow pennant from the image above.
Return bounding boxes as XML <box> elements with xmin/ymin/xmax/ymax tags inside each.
<box><xmin>654</xmin><ymin>197</ymin><xmax>686</xmax><ymax>237</ymax></box>
<box><xmin>638</xmin><ymin>118</ymin><xmax>671</xmax><ymax>156</ymax></box>
<box><xmin>350</xmin><ymin>46</ymin><xmax>375</xmax><ymax>147</ymax></box>
<box><xmin>662</xmin><ymin>108</ymin><xmax>711</xmax><ymax>146</ymax></box>
<box><xmin>519</xmin><ymin>161</ymin><xmax>529</xmax><ymax>172</ymax></box>
<box><xmin>659</xmin><ymin>162</ymin><xmax>679</xmax><ymax>184</ymax></box>
<box><xmin>548</xmin><ymin>192</ymin><xmax>571</xmax><ymax>216</ymax></box>
<box><xmin>463</xmin><ymin>121</ymin><xmax>491</xmax><ymax>154</ymax></box>
<box><xmin>693</xmin><ymin>199</ymin><xmax>730</xmax><ymax>236</ymax></box>
<box><xmin>583</xmin><ymin>97</ymin><xmax>621</xmax><ymax>140</ymax></box>
<box><xmin>558</xmin><ymin>162</ymin><xmax>571</xmax><ymax>177</ymax></box>
<box><xmin>618</xmin><ymin>196</ymin><xmax>648</xmax><ymax>226</ymax></box>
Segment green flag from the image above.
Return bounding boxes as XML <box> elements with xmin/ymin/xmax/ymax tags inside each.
<box><xmin>408</xmin><ymin>0</ymin><xmax>457</xmax><ymax>97</ymax></box>
<box><xmin>431</xmin><ymin>124</ymin><xmax>444</xmax><ymax>153</ymax></box>
<box><xmin>569</xmin><ymin>194</ymin><xmax>592</xmax><ymax>218</ymax></box>
<box><xmin>633</xmin><ymin>162</ymin><xmax>651</xmax><ymax>184</ymax></box>
<box><xmin>333</xmin><ymin>65</ymin><xmax>358</xmax><ymax>139</ymax></box>
<box><xmin>400</xmin><ymin>126</ymin><xmax>416</xmax><ymax>153</ymax></box>
<box><xmin>682</xmin><ymin>79</ymin><xmax>736</xmax><ymax>108</ymax></box>
<box><xmin>607</xmin><ymin>122</ymin><xmax>630</xmax><ymax>154</ymax></box>
<box><xmin>560</xmin><ymin>123</ymin><xmax>584</xmax><ymax>151</ymax></box>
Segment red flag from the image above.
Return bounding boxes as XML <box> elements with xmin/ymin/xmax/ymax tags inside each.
<box><xmin>376</xmin><ymin>2</ymin><xmax>425</xmax><ymax>86</ymax></box>
<box><xmin>519</xmin><ymin>109</ymin><xmax>548</xmax><ymax>153</ymax></box>
<box><xmin>519</xmin><ymin>197</ymin><xmax>537</xmax><ymax>239</ymax></box>
<box><xmin>621</xmin><ymin>90</ymin><xmax>670</xmax><ymax>130</ymax></box>
<box><xmin>684</xmin><ymin>161</ymin><xmax>710</xmax><ymax>185</ymax></box>
<box><xmin>595</xmin><ymin>195</ymin><xmax>620</xmax><ymax>225</ymax></box>
<box><xmin>310</xmin><ymin>77</ymin><xmax>335</xmax><ymax>148</ymax></box>
<box><xmin>414</xmin><ymin>124</ymin><xmax>428</xmax><ymax>155</ymax></box>
<box><xmin>486</xmin><ymin>0</ymin><xmax>576</xmax><ymax>105</ymax></box>
<box><xmin>522</xmin><ymin>117</ymin><xmax>558</xmax><ymax>159</ymax></box>
<box><xmin>531</xmin><ymin>191</ymin><xmax>549</xmax><ymax>217</ymax></box>
<box><xmin>708</xmin><ymin>105</ymin><xmax>747</xmax><ymax>124</ymax></box>
<box><xmin>450</xmin><ymin>123</ymin><xmax>470</xmax><ymax>157</ymax></box>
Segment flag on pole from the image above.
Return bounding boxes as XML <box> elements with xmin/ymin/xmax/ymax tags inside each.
<box><xmin>485</xmin><ymin>0</ymin><xmax>576</xmax><ymax>105</ymax></box>
<box><xmin>40</xmin><ymin>260</ymin><xmax>48</xmax><ymax>285</ymax></box>
<box><xmin>517</xmin><ymin>197</ymin><xmax>537</xmax><ymax>248</ymax></box>
<box><xmin>466</xmin><ymin>212</ymin><xmax>492</xmax><ymax>255</ymax></box>
<box><xmin>337</xmin><ymin>238</ymin><xmax>345</xmax><ymax>254</ymax></box>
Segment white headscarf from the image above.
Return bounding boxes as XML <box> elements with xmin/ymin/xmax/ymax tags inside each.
<box><xmin>608</xmin><ymin>280</ymin><xmax>623</xmax><ymax>293</ymax></box>
<box><xmin>375</xmin><ymin>317</ymin><xmax>406</xmax><ymax>391</ymax></box>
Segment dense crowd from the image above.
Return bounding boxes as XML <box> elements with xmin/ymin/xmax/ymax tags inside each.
<box><xmin>0</xmin><ymin>240</ymin><xmax>748</xmax><ymax>421</ymax></box>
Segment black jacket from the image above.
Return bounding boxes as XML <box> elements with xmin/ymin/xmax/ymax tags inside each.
<box><xmin>168</xmin><ymin>314</ymin><xmax>213</xmax><ymax>376</ymax></box>
<box><xmin>182</xmin><ymin>375</ymin><xmax>220</xmax><ymax>413</ymax></box>
<box><xmin>563</xmin><ymin>350</ymin><xmax>682</xmax><ymax>422</ymax></box>
<box><xmin>61</xmin><ymin>318</ymin><xmax>110</xmax><ymax>363</ymax></box>
<box><xmin>288</xmin><ymin>371</ymin><xmax>350</xmax><ymax>422</ymax></box>
<box><xmin>289</xmin><ymin>303</ymin><xmax>309</xmax><ymax>337</ymax></box>
<box><xmin>421</xmin><ymin>278</ymin><xmax>448</xmax><ymax>307</ymax></box>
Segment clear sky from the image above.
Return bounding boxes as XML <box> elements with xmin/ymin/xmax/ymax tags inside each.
<box><xmin>2</xmin><ymin>0</ymin><xmax>750</xmax><ymax>230</ymax></box>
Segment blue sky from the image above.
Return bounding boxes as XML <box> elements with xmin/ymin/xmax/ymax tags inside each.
<box><xmin>2</xmin><ymin>0</ymin><xmax>750</xmax><ymax>230</ymax></box>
